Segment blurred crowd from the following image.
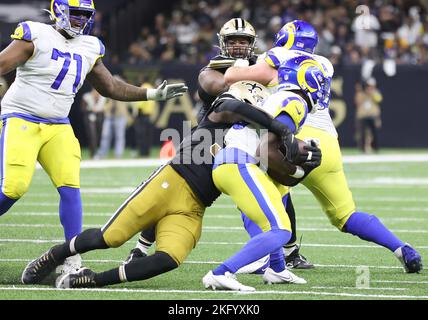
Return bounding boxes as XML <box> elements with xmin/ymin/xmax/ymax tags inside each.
<box><xmin>126</xmin><ymin>0</ymin><xmax>428</xmax><ymax>67</ymax></box>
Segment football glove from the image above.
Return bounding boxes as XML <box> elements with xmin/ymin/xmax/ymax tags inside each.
<box><xmin>301</xmin><ymin>141</ymin><xmax>322</xmax><ymax>169</ymax></box>
<box><xmin>146</xmin><ymin>80</ymin><xmax>188</xmax><ymax>101</ymax></box>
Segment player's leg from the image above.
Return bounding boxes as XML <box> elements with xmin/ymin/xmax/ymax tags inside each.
<box><xmin>38</xmin><ymin>124</ymin><xmax>83</xmax><ymax>242</ymax></box>
<box><xmin>300</xmin><ymin>126</ymin><xmax>422</xmax><ymax>272</ymax></box>
<box><xmin>205</xmin><ymin>163</ymin><xmax>305</xmax><ymax>290</ymax></box>
<box><xmin>55</xmin><ymin>169</ymin><xmax>205</xmax><ymax>288</ymax></box>
<box><xmin>37</xmin><ymin>124</ymin><xmax>84</xmax><ymax>272</ymax></box>
<box><xmin>0</xmin><ymin>118</ymin><xmax>41</xmax><ymax>215</ymax></box>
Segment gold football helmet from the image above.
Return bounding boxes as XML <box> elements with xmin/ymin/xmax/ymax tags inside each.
<box><xmin>217</xmin><ymin>18</ymin><xmax>257</xmax><ymax>59</ymax></box>
<box><xmin>228</xmin><ymin>81</ymin><xmax>269</xmax><ymax>107</ymax></box>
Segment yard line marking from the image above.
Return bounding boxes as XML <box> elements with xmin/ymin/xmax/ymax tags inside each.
<box><xmin>30</xmin><ymin>154</ymin><xmax>428</xmax><ymax>170</ymax></box>
<box><xmin>1</xmin><ymin>238</ymin><xmax>427</xmax><ymax>249</ymax></box>
<box><xmin>2</xmin><ymin>224</ymin><xmax>427</xmax><ymax>235</ymax></box>
<box><xmin>0</xmin><ymin>286</ymin><xmax>427</xmax><ymax>299</ymax></box>
<box><xmin>311</xmin><ymin>286</ymin><xmax>408</xmax><ymax>291</ymax></box>
<box><xmin>372</xmin><ymin>280</ymin><xmax>428</xmax><ymax>284</ymax></box>
<box><xmin>0</xmin><ymin>258</ymin><xmax>409</xmax><ymax>270</ymax></box>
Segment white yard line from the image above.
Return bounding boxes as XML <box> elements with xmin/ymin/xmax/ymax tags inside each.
<box><xmin>1</xmin><ymin>223</ymin><xmax>427</xmax><ymax>234</ymax></box>
<box><xmin>1</xmin><ymin>238</ymin><xmax>427</xmax><ymax>249</ymax></box>
<box><xmin>311</xmin><ymin>286</ymin><xmax>408</xmax><ymax>291</ymax></box>
<box><xmin>0</xmin><ymin>286</ymin><xmax>427</xmax><ymax>299</ymax></box>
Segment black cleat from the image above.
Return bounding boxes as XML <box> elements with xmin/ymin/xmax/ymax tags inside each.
<box><xmin>285</xmin><ymin>245</ymin><xmax>315</xmax><ymax>269</ymax></box>
<box><xmin>22</xmin><ymin>249</ymin><xmax>62</xmax><ymax>284</ymax></box>
<box><xmin>56</xmin><ymin>267</ymin><xmax>97</xmax><ymax>289</ymax></box>
<box><xmin>124</xmin><ymin>248</ymin><xmax>147</xmax><ymax>264</ymax></box>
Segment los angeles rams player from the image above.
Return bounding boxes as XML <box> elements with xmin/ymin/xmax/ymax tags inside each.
<box><xmin>203</xmin><ymin>62</ymin><xmax>325</xmax><ymax>290</ymax></box>
<box><xmin>21</xmin><ymin>71</ymin><xmax>305</xmax><ymax>289</ymax></box>
<box><xmin>224</xmin><ymin>20</ymin><xmax>423</xmax><ymax>273</ymax></box>
<box><xmin>0</xmin><ymin>0</ymin><xmax>187</xmax><ymax>274</ymax></box>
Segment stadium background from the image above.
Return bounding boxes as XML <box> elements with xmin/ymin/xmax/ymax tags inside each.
<box><xmin>1</xmin><ymin>0</ymin><xmax>428</xmax><ymax>150</ymax></box>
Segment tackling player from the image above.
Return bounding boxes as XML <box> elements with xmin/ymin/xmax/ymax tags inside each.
<box><xmin>20</xmin><ymin>72</ymin><xmax>308</xmax><ymax>289</ymax></box>
<box><xmin>0</xmin><ymin>0</ymin><xmax>187</xmax><ymax>273</ymax></box>
<box><xmin>223</xmin><ymin>20</ymin><xmax>422</xmax><ymax>273</ymax></box>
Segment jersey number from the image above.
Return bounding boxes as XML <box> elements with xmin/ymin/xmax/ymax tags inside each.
<box><xmin>51</xmin><ymin>49</ymin><xmax>83</xmax><ymax>93</ymax></box>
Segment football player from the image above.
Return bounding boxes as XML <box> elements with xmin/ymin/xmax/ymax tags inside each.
<box><xmin>203</xmin><ymin>61</ymin><xmax>325</xmax><ymax>290</ymax></box>
<box><xmin>127</xmin><ymin>18</ymin><xmax>311</xmax><ymax>270</ymax></box>
<box><xmin>0</xmin><ymin>0</ymin><xmax>187</xmax><ymax>273</ymax></box>
<box><xmin>21</xmin><ymin>73</ymin><xmax>307</xmax><ymax>289</ymax></box>
<box><xmin>223</xmin><ymin>20</ymin><xmax>423</xmax><ymax>273</ymax></box>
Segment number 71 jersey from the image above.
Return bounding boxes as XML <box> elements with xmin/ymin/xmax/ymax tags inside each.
<box><xmin>1</xmin><ymin>21</ymin><xmax>105</xmax><ymax>120</ymax></box>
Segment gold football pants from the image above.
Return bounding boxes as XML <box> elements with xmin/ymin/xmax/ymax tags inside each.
<box><xmin>101</xmin><ymin>165</ymin><xmax>205</xmax><ymax>265</ymax></box>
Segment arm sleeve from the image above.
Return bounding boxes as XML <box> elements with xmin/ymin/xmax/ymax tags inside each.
<box><xmin>213</xmin><ymin>95</ymin><xmax>291</xmax><ymax>136</ymax></box>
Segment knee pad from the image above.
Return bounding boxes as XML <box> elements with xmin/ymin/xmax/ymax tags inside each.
<box><xmin>4</xmin><ymin>178</ymin><xmax>30</xmax><ymax>199</ymax></box>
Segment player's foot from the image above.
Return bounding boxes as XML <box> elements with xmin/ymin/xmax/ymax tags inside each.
<box><xmin>394</xmin><ymin>243</ymin><xmax>423</xmax><ymax>273</ymax></box>
<box><xmin>56</xmin><ymin>267</ymin><xmax>97</xmax><ymax>289</ymax></box>
<box><xmin>22</xmin><ymin>248</ymin><xmax>61</xmax><ymax>284</ymax></box>
<box><xmin>56</xmin><ymin>254</ymin><xmax>82</xmax><ymax>274</ymax></box>
<box><xmin>236</xmin><ymin>255</ymin><xmax>269</xmax><ymax>274</ymax></box>
<box><xmin>263</xmin><ymin>267</ymin><xmax>307</xmax><ymax>284</ymax></box>
<box><xmin>285</xmin><ymin>245</ymin><xmax>314</xmax><ymax>269</ymax></box>
<box><xmin>202</xmin><ymin>271</ymin><xmax>255</xmax><ymax>291</ymax></box>
<box><xmin>124</xmin><ymin>248</ymin><xmax>147</xmax><ymax>264</ymax></box>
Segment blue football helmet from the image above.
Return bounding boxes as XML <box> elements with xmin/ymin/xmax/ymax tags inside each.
<box><xmin>273</xmin><ymin>20</ymin><xmax>318</xmax><ymax>54</ymax></box>
<box><xmin>50</xmin><ymin>0</ymin><xmax>96</xmax><ymax>37</ymax></box>
<box><xmin>277</xmin><ymin>55</ymin><xmax>330</xmax><ymax>112</ymax></box>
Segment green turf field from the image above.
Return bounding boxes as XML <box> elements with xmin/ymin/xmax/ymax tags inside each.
<box><xmin>0</xmin><ymin>153</ymin><xmax>427</xmax><ymax>300</ymax></box>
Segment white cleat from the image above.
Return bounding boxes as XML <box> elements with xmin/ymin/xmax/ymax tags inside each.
<box><xmin>202</xmin><ymin>271</ymin><xmax>256</xmax><ymax>292</ymax></box>
<box><xmin>55</xmin><ymin>254</ymin><xmax>82</xmax><ymax>275</ymax></box>
<box><xmin>263</xmin><ymin>267</ymin><xmax>307</xmax><ymax>284</ymax></box>
<box><xmin>236</xmin><ymin>255</ymin><xmax>270</xmax><ymax>274</ymax></box>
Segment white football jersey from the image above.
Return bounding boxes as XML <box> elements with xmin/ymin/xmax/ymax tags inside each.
<box><xmin>224</xmin><ymin>122</ymin><xmax>261</xmax><ymax>158</ymax></box>
<box><xmin>261</xmin><ymin>47</ymin><xmax>338</xmax><ymax>137</ymax></box>
<box><xmin>224</xmin><ymin>90</ymin><xmax>308</xmax><ymax>158</ymax></box>
<box><xmin>1</xmin><ymin>21</ymin><xmax>105</xmax><ymax>119</ymax></box>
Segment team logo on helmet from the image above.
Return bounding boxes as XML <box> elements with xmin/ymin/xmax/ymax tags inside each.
<box><xmin>49</xmin><ymin>0</ymin><xmax>96</xmax><ymax>37</ymax></box>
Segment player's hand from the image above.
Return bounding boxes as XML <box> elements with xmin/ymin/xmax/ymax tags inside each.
<box><xmin>146</xmin><ymin>80</ymin><xmax>188</xmax><ymax>101</ymax></box>
<box><xmin>279</xmin><ymin>132</ymin><xmax>300</xmax><ymax>164</ymax></box>
<box><xmin>301</xmin><ymin>141</ymin><xmax>322</xmax><ymax>169</ymax></box>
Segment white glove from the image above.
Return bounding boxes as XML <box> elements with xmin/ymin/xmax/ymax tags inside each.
<box><xmin>233</xmin><ymin>58</ymin><xmax>250</xmax><ymax>67</ymax></box>
<box><xmin>146</xmin><ymin>80</ymin><xmax>188</xmax><ymax>101</ymax></box>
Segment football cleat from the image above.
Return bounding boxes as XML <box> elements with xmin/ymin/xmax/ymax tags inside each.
<box><xmin>56</xmin><ymin>254</ymin><xmax>82</xmax><ymax>274</ymax></box>
<box><xmin>394</xmin><ymin>243</ymin><xmax>423</xmax><ymax>273</ymax></box>
<box><xmin>56</xmin><ymin>267</ymin><xmax>97</xmax><ymax>289</ymax></box>
<box><xmin>22</xmin><ymin>248</ymin><xmax>61</xmax><ymax>284</ymax></box>
<box><xmin>263</xmin><ymin>267</ymin><xmax>307</xmax><ymax>284</ymax></box>
<box><xmin>202</xmin><ymin>271</ymin><xmax>255</xmax><ymax>292</ymax></box>
<box><xmin>285</xmin><ymin>245</ymin><xmax>315</xmax><ymax>269</ymax></box>
<box><xmin>124</xmin><ymin>248</ymin><xmax>147</xmax><ymax>264</ymax></box>
<box><xmin>236</xmin><ymin>255</ymin><xmax>270</xmax><ymax>274</ymax></box>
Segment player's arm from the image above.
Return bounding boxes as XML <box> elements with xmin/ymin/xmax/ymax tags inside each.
<box><xmin>223</xmin><ymin>60</ymin><xmax>277</xmax><ymax>86</ymax></box>
<box><xmin>86</xmin><ymin>59</ymin><xmax>188</xmax><ymax>101</ymax></box>
<box><xmin>0</xmin><ymin>40</ymin><xmax>34</xmax><ymax>75</ymax></box>
<box><xmin>209</xmin><ymin>96</ymin><xmax>290</xmax><ymax>136</ymax></box>
<box><xmin>198</xmin><ymin>68</ymin><xmax>229</xmax><ymax>96</ymax></box>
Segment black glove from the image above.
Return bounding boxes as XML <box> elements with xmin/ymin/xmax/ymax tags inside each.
<box><xmin>279</xmin><ymin>132</ymin><xmax>300</xmax><ymax>164</ymax></box>
<box><xmin>301</xmin><ymin>141</ymin><xmax>322</xmax><ymax>169</ymax></box>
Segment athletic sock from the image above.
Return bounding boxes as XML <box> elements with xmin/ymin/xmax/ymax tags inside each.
<box><xmin>344</xmin><ymin>211</ymin><xmax>405</xmax><ymax>252</ymax></box>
